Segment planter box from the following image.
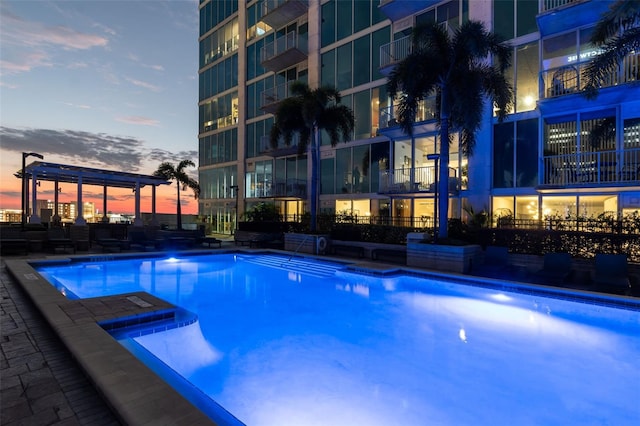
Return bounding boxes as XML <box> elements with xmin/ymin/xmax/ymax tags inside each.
<box><xmin>284</xmin><ymin>233</ymin><xmax>329</xmax><ymax>255</ymax></box>
<box><xmin>407</xmin><ymin>242</ymin><xmax>482</xmax><ymax>274</ymax></box>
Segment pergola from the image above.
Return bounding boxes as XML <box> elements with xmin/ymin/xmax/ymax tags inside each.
<box><xmin>16</xmin><ymin>161</ymin><xmax>170</xmax><ymax>226</ymax></box>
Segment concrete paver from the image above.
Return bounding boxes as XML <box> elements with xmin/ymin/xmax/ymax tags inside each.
<box><xmin>1</xmin><ymin>260</ymin><xmax>121</xmax><ymax>426</ymax></box>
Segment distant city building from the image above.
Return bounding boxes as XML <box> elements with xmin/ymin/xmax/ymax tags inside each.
<box><xmin>34</xmin><ymin>200</ymin><xmax>96</xmax><ymax>223</ymax></box>
<box><xmin>0</xmin><ymin>209</ymin><xmax>22</xmax><ymax>223</ymax></box>
<box><xmin>197</xmin><ymin>0</ymin><xmax>640</xmax><ymax>235</ymax></box>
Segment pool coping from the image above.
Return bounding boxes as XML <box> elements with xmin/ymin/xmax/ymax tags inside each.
<box><xmin>4</xmin><ymin>253</ymin><xmax>220</xmax><ymax>426</ymax></box>
<box><xmin>5</xmin><ymin>248</ymin><xmax>640</xmax><ymax>425</ymax></box>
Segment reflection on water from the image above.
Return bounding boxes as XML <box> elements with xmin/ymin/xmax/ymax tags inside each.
<box><xmin>37</xmin><ymin>254</ymin><xmax>640</xmax><ymax>426</ymax></box>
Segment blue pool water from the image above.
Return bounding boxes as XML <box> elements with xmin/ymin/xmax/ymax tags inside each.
<box><xmin>37</xmin><ymin>253</ymin><xmax>640</xmax><ymax>426</ymax></box>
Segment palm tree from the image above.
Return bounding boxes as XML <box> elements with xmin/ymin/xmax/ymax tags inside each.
<box><xmin>153</xmin><ymin>160</ymin><xmax>200</xmax><ymax>230</ymax></box>
<box><xmin>387</xmin><ymin>21</ymin><xmax>513</xmax><ymax>239</ymax></box>
<box><xmin>583</xmin><ymin>0</ymin><xmax>640</xmax><ymax>99</ymax></box>
<box><xmin>270</xmin><ymin>81</ymin><xmax>354</xmax><ymax>232</ymax></box>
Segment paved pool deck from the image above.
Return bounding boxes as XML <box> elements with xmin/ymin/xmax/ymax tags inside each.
<box><xmin>1</xmin><ymin>242</ymin><xmax>638</xmax><ymax>425</ymax></box>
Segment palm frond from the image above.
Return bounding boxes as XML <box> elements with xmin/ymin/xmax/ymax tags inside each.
<box><xmin>153</xmin><ymin>162</ymin><xmax>175</xmax><ymax>179</ymax></box>
<box><xmin>592</xmin><ymin>0</ymin><xmax>640</xmax><ymax>45</ymax></box>
<box><xmin>584</xmin><ymin>2</ymin><xmax>640</xmax><ymax>99</ymax></box>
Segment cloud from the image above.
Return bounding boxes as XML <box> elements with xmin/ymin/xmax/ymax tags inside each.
<box><xmin>127</xmin><ymin>53</ymin><xmax>164</xmax><ymax>72</ymax></box>
<box><xmin>61</xmin><ymin>102</ymin><xmax>92</xmax><ymax>110</ymax></box>
<box><xmin>0</xmin><ymin>126</ymin><xmax>198</xmax><ymax>181</ymax></box>
<box><xmin>0</xmin><ymin>81</ymin><xmax>19</xmax><ymax>89</ymax></box>
<box><xmin>1</xmin><ymin>10</ymin><xmax>108</xmax><ymax>50</ymax></box>
<box><xmin>125</xmin><ymin>77</ymin><xmax>162</xmax><ymax>92</ymax></box>
<box><xmin>116</xmin><ymin>116</ymin><xmax>160</xmax><ymax>127</ymax></box>
<box><xmin>0</xmin><ymin>8</ymin><xmax>108</xmax><ymax>76</ymax></box>
<box><xmin>0</xmin><ymin>51</ymin><xmax>52</xmax><ymax>74</ymax></box>
<box><xmin>0</xmin><ymin>126</ymin><xmax>145</xmax><ymax>171</ymax></box>
<box><xmin>147</xmin><ymin>148</ymin><xmax>198</xmax><ymax>164</ymax></box>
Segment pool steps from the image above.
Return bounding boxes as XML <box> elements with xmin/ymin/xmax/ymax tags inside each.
<box><xmin>242</xmin><ymin>254</ymin><xmax>343</xmax><ymax>278</ymax></box>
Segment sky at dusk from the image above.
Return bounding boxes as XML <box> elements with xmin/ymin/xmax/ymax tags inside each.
<box><xmin>0</xmin><ymin>0</ymin><xmax>200</xmax><ymax>216</ymax></box>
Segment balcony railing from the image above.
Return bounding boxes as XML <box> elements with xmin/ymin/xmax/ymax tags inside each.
<box><xmin>541</xmin><ymin>0</ymin><xmax>584</xmax><ymax>13</ymax></box>
<box><xmin>260</xmin><ymin>0</ymin><xmax>308</xmax><ymax>29</ymax></box>
<box><xmin>249</xmin><ymin>178</ymin><xmax>307</xmax><ymax>199</ymax></box>
<box><xmin>260</xmin><ymin>31</ymin><xmax>307</xmax><ymax>72</ymax></box>
<box><xmin>379</xmin><ymin>97</ymin><xmax>438</xmax><ymax>129</ymax></box>
<box><xmin>260</xmin><ymin>31</ymin><xmax>305</xmax><ymax>62</ymax></box>
<box><xmin>261</xmin><ymin>81</ymin><xmax>294</xmax><ymax>113</ymax></box>
<box><xmin>379</xmin><ymin>35</ymin><xmax>411</xmax><ymax>70</ymax></box>
<box><xmin>378</xmin><ymin>166</ymin><xmax>458</xmax><ymax>194</ymax></box>
<box><xmin>541</xmin><ymin>53</ymin><xmax>640</xmax><ymax>99</ymax></box>
<box><xmin>542</xmin><ymin>148</ymin><xmax>640</xmax><ymax>186</ymax></box>
<box><xmin>259</xmin><ymin>134</ymin><xmax>299</xmax><ymax>156</ymax></box>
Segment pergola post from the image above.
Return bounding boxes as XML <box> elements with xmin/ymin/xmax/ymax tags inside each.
<box><xmin>75</xmin><ymin>175</ymin><xmax>86</xmax><ymax>225</ymax></box>
<box><xmin>53</xmin><ymin>180</ymin><xmax>61</xmax><ymax>225</ymax></box>
<box><xmin>29</xmin><ymin>172</ymin><xmax>41</xmax><ymax>223</ymax></box>
<box><xmin>151</xmin><ymin>185</ymin><xmax>159</xmax><ymax>226</ymax></box>
<box><xmin>102</xmin><ymin>185</ymin><xmax>109</xmax><ymax>223</ymax></box>
<box><xmin>133</xmin><ymin>181</ymin><xmax>143</xmax><ymax>226</ymax></box>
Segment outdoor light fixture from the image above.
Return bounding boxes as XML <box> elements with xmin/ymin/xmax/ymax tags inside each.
<box><xmin>21</xmin><ymin>152</ymin><xmax>44</xmax><ymax>229</ymax></box>
<box><xmin>426</xmin><ymin>153</ymin><xmax>440</xmax><ymax>242</ymax></box>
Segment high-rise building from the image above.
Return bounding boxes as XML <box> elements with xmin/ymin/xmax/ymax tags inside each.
<box><xmin>198</xmin><ymin>0</ymin><xmax>640</xmax><ymax>235</ymax></box>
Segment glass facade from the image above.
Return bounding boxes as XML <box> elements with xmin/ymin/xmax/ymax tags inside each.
<box><xmin>197</xmin><ymin>0</ymin><xmax>639</xmax><ymax>234</ymax></box>
<box><xmin>494</xmin><ymin>119</ymin><xmax>539</xmax><ymax>188</ymax></box>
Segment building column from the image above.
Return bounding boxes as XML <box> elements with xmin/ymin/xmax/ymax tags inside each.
<box><xmin>75</xmin><ymin>175</ymin><xmax>86</xmax><ymax>225</ymax></box>
<box><xmin>133</xmin><ymin>181</ymin><xmax>143</xmax><ymax>226</ymax></box>
<box><xmin>29</xmin><ymin>172</ymin><xmax>41</xmax><ymax>223</ymax></box>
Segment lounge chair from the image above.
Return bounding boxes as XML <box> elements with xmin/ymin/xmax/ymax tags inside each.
<box><xmin>46</xmin><ymin>227</ymin><xmax>76</xmax><ymax>254</ymax></box>
<box><xmin>201</xmin><ymin>236</ymin><xmax>222</xmax><ymax>248</ymax></box>
<box><xmin>593</xmin><ymin>254</ymin><xmax>631</xmax><ymax>294</ymax></box>
<box><xmin>535</xmin><ymin>252</ymin><xmax>573</xmax><ymax>284</ymax></box>
<box><xmin>128</xmin><ymin>229</ymin><xmax>163</xmax><ymax>251</ymax></box>
<box><xmin>470</xmin><ymin>246</ymin><xmax>510</xmax><ymax>277</ymax></box>
<box><xmin>0</xmin><ymin>226</ymin><xmax>29</xmax><ymax>255</ymax></box>
<box><xmin>94</xmin><ymin>228</ymin><xmax>129</xmax><ymax>252</ymax></box>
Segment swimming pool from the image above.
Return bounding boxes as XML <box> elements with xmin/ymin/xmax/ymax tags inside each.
<box><xmin>37</xmin><ymin>253</ymin><xmax>640</xmax><ymax>426</ymax></box>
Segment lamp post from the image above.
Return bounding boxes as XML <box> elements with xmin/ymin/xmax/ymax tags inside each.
<box><xmin>230</xmin><ymin>184</ymin><xmax>239</xmax><ymax>234</ymax></box>
<box><xmin>426</xmin><ymin>153</ymin><xmax>440</xmax><ymax>243</ymax></box>
<box><xmin>21</xmin><ymin>152</ymin><xmax>44</xmax><ymax>229</ymax></box>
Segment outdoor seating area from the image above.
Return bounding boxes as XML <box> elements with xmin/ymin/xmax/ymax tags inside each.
<box><xmin>0</xmin><ymin>226</ymin><xmax>29</xmax><ymax>255</ymax></box>
<box><xmin>534</xmin><ymin>252</ymin><xmax>573</xmax><ymax>284</ymax></box>
<box><xmin>594</xmin><ymin>253</ymin><xmax>631</xmax><ymax>294</ymax></box>
<box><xmin>234</xmin><ymin>230</ymin><xmax>283</xmax><ymax>248</ymax></box>
<box><xmin>45</xmin><ymin>227</ymin><xmax>76</xmax><ymax>254</ymax></box>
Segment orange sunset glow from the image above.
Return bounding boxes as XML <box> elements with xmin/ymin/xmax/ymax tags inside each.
<box><xmin>0</xmin><ymin>156</ymin><xmax>198</xmax><ymax>217</ymax></box>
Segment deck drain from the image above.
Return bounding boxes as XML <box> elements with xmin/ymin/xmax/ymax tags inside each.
<box><xmin>126</xmin><ymin>295</ymin><xmax>153</xmax><ymax>308</ymax></box>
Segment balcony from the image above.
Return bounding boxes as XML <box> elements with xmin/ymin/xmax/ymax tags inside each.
<box><xmin>250</xmin><ymin>178</ymin><xmax>306</xmax><ymax>199</ymax></box>
<box><xmin>260</xmin><ymin>0</ymin><xmax>308</xmax><ymax>29</ymax></box>
<box><xmin>378</xmin><ymin>0</ymin><xmax>439</xmax><ymax>22</ymax></box>
<box><xmin>378</xmin><ymin>97</ymin><xmax>438</xmax><ymax>130</ymax></box>
<box><xmin>379</xmin><ymin>35</ymin><xmax>411</xmax><ymax>76</ymax></box>
<box><xmin>541</xmin><ymin>54</ymin><xmax>640</xmax><ymax>100</ymax></box>
<box><xmin>378</xmin><ymin>166</ymin><xmax>458</xmax><ymax>194</ymax></box>
<box><xmin>260</xmin><ymin>31</ymin><xmax>307</xmax><ymax>73</ymax></box>
<box><xmin>537</xmin><ymin>1</ymin><xmax>610</xmax><ymax>37</ymax></box>
<box><xmin>258</xmin><ymin>135</ymin><xmax>299</xmax><ymax>157</ymax></box>
<box><xmin>541</xmin><ymin>0</ymin><xmax>583</xmax><ymax>13</ymax></box>
<box><xmin>260</xmin><ymin>81</ymin><xmax>294</xmax><ymax>113</ymax></box>
<box><xmin>540</xmin><ymin>149</ymin><xmax>640</xmax><ymax>188</ymax></box>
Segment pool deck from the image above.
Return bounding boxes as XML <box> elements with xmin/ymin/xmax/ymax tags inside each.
<box><xmin>2</xmin><ymin>241</ymin><xmax>638</xmax><ymax>425</ymax></box>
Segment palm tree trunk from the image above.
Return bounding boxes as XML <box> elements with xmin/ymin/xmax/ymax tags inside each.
<box><xmin>439</xmin><ymin>89</ymin><xmax>450</xmax><ymax>239</ymax></box>
<box><xmin>176</xmin><ymin>184</ymin><xmax>182</xmax><ymax>230</ymax></box>
<box><xmin>310</xmin><ymin>126</ymin><xmax>319</xmax><ymax>232</ymax></box>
